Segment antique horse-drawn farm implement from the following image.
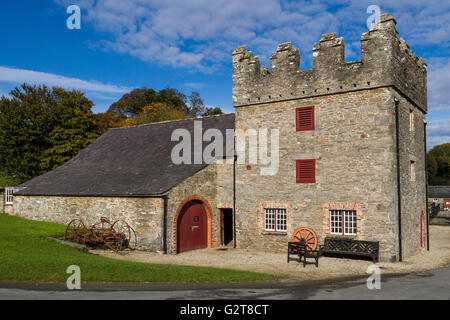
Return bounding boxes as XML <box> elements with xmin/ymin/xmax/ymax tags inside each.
<box><xmin>64</xmin><ymin>217</ymin><xmax>137</xmax><ymax>253</ymax></box>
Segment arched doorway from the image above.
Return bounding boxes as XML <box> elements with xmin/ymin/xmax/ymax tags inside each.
<box><xmin>177</xmin><ymin>200</ymin><xmax>208</xmax><ymax>253</ymax></box>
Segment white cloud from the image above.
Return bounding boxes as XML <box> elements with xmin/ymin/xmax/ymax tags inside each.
<box><xmin>428</xmin><ymin>59</ymin><xmax>450</xmax><ymax>112</ymax></box>
<box><xmin>184</xmin><ymin>82</ymin><xmax>206</xmax><ymax>90</ymax></box>
<box><xmin>0</xmin><ymin>66</ymin><xmax>130</xmax><ymax>93</ymax></box>
<box><xmin>427</xmin><ymin>118</ymin><xmax>450</xmax><ymax>149</ymax></box>
<box><xmin>427</xmin><ymin>136</ymin><xmax>450</xmax><ymax>150</ymax></box>
<box><xmin>54</xmin><ymin>0</ymin><xmax>340</xmax><ymax>71</ymax></box>
<box><xmin>53</xmin><ymin>0</ymin><xmax>449</xmax><ymax>73</ymax></box>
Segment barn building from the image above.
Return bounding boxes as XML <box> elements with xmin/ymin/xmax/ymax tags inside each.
<box><xmin>428</xmin><ymin>186</ymin><xmax>450</xmax><ymax>211</ymax></box>
<box><xmin>7</xmin><ymin>14</ymin><xmax>427</xmax><ymax>262</ymax></box>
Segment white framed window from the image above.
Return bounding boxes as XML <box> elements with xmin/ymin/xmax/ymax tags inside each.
<box><xmin>264</xmin><ymin>208</ymin><xmax>287</xmax><ymax>232</ymax></box>
<box><xmin>330</xmin><ymin>210</ymin><xmax>342</xmax><ymax>234</ymax></box>
<box><xmin>330</xmin><ymin>210</ymin><xmax>357</xmax><ymax>236</ymax></box>
<box><xmin>5</xmin><ymin>187</ymin><xmax>14</xmax><ymax>205</ymax></box>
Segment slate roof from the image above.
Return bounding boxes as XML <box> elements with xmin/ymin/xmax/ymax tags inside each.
<box><xmin>16</xmin><ymin>114</ymin><xmax>235</xmax><ymax>196</ymax></box>
<box><xmin>428</xmin><ymin>186</ymin><xmax>450</xmax><ymax>199</ymax></box>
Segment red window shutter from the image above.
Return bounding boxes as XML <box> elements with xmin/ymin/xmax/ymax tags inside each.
<box><xmin>296</xmin><ymin>106</ymin><xmax>315</xmax><ymax>131</ymax></box>
<box><xmin>296</xmin><ymin>159</ymin><xmax>316</xmax><ymax>183</ymax></box>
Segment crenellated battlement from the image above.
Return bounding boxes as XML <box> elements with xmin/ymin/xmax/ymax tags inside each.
<box><xmin>232</xmin><ymin>13</ymin><xmax>427</xmax><ymax>112</ymax></box>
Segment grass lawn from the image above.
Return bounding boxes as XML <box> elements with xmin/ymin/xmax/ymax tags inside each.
<box><xmin>0</xmin><ymin>214</ymin><xmax>273</xmax><ymax>283</ymax></box>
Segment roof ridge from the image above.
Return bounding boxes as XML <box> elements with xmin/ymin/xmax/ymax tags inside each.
<box><xmin>109</xmin><ymin>113</ymin><xmax>235</xmax><ymax>130</ymax></box>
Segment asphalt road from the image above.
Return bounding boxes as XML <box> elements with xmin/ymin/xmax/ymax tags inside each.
<box><xmin>0</xmin><ymin>265</ymin><xmax>448</xmax><ymax>300</ymax></box>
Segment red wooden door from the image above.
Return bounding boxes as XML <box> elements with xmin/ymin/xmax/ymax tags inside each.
<box><xmin>178</xmin><ymin>201</ymin><xmax>207</xmax><ymax>253</ymax></box>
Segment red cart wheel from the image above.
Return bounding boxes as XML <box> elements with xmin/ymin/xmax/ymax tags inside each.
<box><xmin>291</xmin><ymin>227</ymin><xmax>318</xmax><ymax>251</ymax></box>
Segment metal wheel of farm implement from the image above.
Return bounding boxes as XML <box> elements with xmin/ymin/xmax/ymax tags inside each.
<box><xmin>111</xmin><ymin>220</ymin><xmax>137</xmax><ymax>249</ymax></box>
<box><xmin>65</xmin><ymin>219</ymin><xmax>89</xmax><ymax>244</ymax></box>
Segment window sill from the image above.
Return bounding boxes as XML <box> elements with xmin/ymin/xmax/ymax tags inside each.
<box><xmin>328</xmin><ymin>234</ymin><xmax>358</xmax><ymax>238</ymax></box>
<box><xmin>261</xmin><ymin>231</ymin><xmax>288</xmax><ymax>236</ymax></box>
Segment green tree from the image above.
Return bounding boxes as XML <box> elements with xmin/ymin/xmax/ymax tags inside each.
<box><xmin>0</xmin><ymin>84</ymin><xmax>101</xmax><ymax>182</ymax></box>
<box><xmin>427</xmin><ymin>154</ymin><xmax>438</xmax><ymax>176</ymax></box>
<box><xmin>202</xmin><ymin>107</ymin><xmax>224</xmax><ymax>117</ymax></box>
<box><xmin>40</xmin><ymin>88</ymin><xmax>100</xmax><ymax>171</ymax></box>
<box><xmin>188</xmin><ymin>91</ymin><xmax>205</xmax><ymax>118</ymax></box>
<box><xmin>427</xmin><ymin>143</ymin><xmax>450</xmax><ymax>185</ymax></box>
<box><xmin>158</xmin><ymin>88</ymin><xmax>189</xmax><ymax>114</ymax></box>
<box><xmin>108</xmin><ymin>87</ymin><xmax>190</xmax><ymax>118</ymax></box>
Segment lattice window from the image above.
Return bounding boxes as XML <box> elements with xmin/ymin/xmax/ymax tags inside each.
<box><xmin>5</xmin><ymin>187</ymin><xmax>14</xmax><ymax>205</ymax></box>
<box><xmin>265</xmin><ymin>208</ymin><xmax>287</xmax><ymax>232</ymax></box>
<box><xmin>330</xmin><ymin>210</ymin><xmax>357</xmax><ymax>236</ymax></box>
<box><xmin>330</xmin><ymin>210</ymin><xmax>342</xmax><ymax>234</ymax></box>
<box><xmin>265</xmin><ymin>209</ymin><xmax>276</xmax><ymax>231</ymax></box>
<box><xmin>344</xmin><ymin>211</ymin><xmax>357</xmax><ymax>235</ymax></box>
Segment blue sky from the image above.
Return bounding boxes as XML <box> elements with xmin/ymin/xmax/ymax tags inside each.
<box><xmin>0</xmin><ymin>0</ymin><xmax>449</xmax><ymax>148</ymax></box>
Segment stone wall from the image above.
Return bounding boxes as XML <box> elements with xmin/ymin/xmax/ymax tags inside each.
<box><xmin>166</xmin><ymin>160</ymin><xmax>233</xmax><ymax>254</ymax></box>
<box><xmin>12</xmin><ymin>159</ymin><xmax>233</xmax><ymax>254</ymax></box>
<box><xmin>394</xmin><ymin>89</ymin><xmax>427</xmax><ymax>258</ymax></box>
<box><xmin>14</xmin><ymin>196</ymin><xmax>164</xmax><ymax>250</ymax></box>
<box><xmin>234</xmin><ymin>88</ymin><xmax>401</xmax><ymax>261</ymax></box>
<box><xmin>2</xmin><ymin>191</ymin><xmax>14</xmax><ymax>215</ymax></box>
<box><xmin>232</xmin><ymin>14</ymin><xmax>426</xmax><ymax>113</ymax></box>
<box><xmin>3</xmin><ymin>204</ymin><xmax>14</xmax><ymax>215</ymax></box>
<box><xmin>0</xmin><ymin>191</ymin><xmax>4</xmax><ymax>212</ymax></box>
<box><xmin>232</xmin><ymin>13</ymin><xmax>427</xmax><ymax>262</ymax></box>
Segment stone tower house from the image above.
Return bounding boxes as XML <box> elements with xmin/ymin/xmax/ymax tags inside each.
<box><xmin>9</xmin><ymin>13</ymin><xmax>427</xmax><ymax>263</ymax></box>
<box><xmin>232</xmin><ymin>13</ymin><xmax>427</xmax><ymax>262</ymax></box>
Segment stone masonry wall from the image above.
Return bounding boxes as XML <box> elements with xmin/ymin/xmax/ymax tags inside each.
<box><xmin>234</xmin><ymin>88</ymin><xmax>400</xmax><ymax>261</ymax></box>
<box><xmin>393</xmin><ymin>88</ymin><xmax>427</xmax><ymax>258</ymax></box>
<box><xmin>3</xmin><ymin>192</ymin><xmax>14</xmax><ymax>215</ymax></box>
<box><xmin>3</xmin><ymin>204</ymin><xmax>14</xmax><ymax>215</ymax></box>
<box><xmin>14</xmin><ymin>196</ymin><xmax>164</xmax><ymax>250</ymax></box>
<box><xmin>166</xmin><ymin>160</ymin><xmax>233</xmax><ymax>254</ymax></box>
<box><xmin>233</xmin><ymin>13</ymin><xmax>426</xmax><ymax>262</ymax></box>
<box><xmin>0</xmin><ymin>192</ymin><xmax>4</xmax><ymax>212</ymax></box>
<box><xmin>232</xmin><ymin>14</ymin><xmax>427</xmax><ymax>113</ymax></box>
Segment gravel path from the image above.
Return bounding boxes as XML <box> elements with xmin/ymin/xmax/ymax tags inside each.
<box><xmin>91</xmin><ymin>225</ymin><xmax>450</xmax><ymax>280</ymax></box>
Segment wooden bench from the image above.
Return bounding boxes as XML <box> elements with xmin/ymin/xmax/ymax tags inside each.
<box><xmin>287</xmin><ymin>239</ymin><xmax>320</xmax><ymax>267</ymax></box>
<box><xmin>319</xmin><ymin>237</ymin><xmax>379</xmax><ymax>263</ymax></box>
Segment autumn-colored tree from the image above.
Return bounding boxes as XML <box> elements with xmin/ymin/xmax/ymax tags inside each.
<box><xmin>95</xmin><ymin>111</ymin><xmax>127</xmax><ymax>133</ymax></box>
<box><xmin>0</xmin><ymin>84</ymin><xmax>101</xmax><ymax>182</ymax></box>
<box><xmin>128</xmin><ymin>102</ymin><xmax>187</xmax><ymax>126</ymax></box>
<box><xmin>107</xmin><ymin>87</ymin><xmax>209</xmax><ymax>119</ymax></box>
<box><xmin>108</xmin><ymin>87</ymin><xmax>190</xmax><ymax>118</ymax></box>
